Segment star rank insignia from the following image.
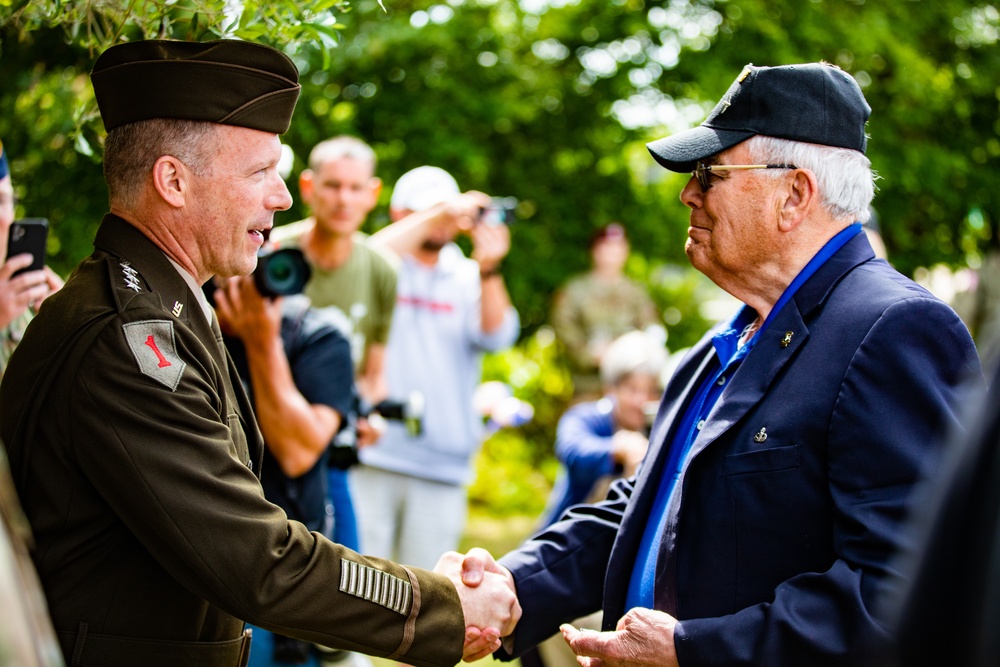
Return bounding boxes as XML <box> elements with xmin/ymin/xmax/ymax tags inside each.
<box><xmin>123</xmin><ymin>320</ymin><xmax>186</xmax><ymax>391</ymax></box>
<box><xmin>120</xmin><ymin>261</ymin><xmax>141</xmax><ymax>292</ymax></box>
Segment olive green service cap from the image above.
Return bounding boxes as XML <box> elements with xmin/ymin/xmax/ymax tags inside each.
<box><xmin>91</xmin><ymin>39</ymin><xmax>301</xmax><ymax>134</ymax></box>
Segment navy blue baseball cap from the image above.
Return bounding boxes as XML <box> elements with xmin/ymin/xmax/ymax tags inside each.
<box><xmin>647</xmin><ymin>62</ymin><xmax>871</xmax><ymax>172</ymax></box>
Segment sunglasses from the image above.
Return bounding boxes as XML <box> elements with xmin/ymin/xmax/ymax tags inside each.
<box><xmin>693</xmin><ymin>161</ymin><xmax>797</xmax><ymax>192</ymax></box>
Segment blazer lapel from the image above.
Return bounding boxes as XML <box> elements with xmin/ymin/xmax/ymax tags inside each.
<box><xmin>602</xmin><ymin>337</ymin><xmax>718</xmax><ymax>620</ymax></box>
<box><xmin>644</xmin><ymin>232</ymin><xmax>878</xmax><ymax>615</ymax></box>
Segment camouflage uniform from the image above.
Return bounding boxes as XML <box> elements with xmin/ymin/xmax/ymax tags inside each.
<box><xmin>551</xmin><ymin>272</ymin><xmax>659</xmax><ymax>397</ymax></box>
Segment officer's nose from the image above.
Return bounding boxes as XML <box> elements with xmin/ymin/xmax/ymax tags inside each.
<box><xmin>269</xmin><ymin>175</ymin><xmax>293</xmax><ymax>212</ymax></box>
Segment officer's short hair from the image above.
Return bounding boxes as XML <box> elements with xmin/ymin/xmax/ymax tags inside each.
<box><xmin>600</xmin><ymin>330</ymin><xmax>668</xmax><ymax>388</ymax></box>
<box><xmin>104</xmin><ymin>118</ymin><xmax>218</xmax><ymax>210</ymax></box>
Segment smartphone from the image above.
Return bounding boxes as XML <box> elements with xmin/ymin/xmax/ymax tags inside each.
<box><xmin>7</xmin><ymin>218</ymin><xmax>48</xmax><ymax>278</ymax></box>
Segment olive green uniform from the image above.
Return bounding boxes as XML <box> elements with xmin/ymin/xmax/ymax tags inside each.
<box><xmin>0</xmin><ymin>215</ymin><xmax>465</xmax><ymax>667</ymax></box>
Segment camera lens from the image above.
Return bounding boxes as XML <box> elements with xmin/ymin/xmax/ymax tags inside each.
<box><xmin>253</xmin><ymin>248</ymin><xmax>312</xmax><ymax>297</ymax></box>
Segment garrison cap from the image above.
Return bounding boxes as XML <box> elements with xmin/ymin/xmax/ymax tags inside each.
<box><xmin>647</xmin><ymin>62</ymin><xmax>871</xmax><ymax>172</ymax></box>
<box><xmin>91</xmin><ymin>39</ymin><xmax>300</xmax><ymax>134</ymax></box>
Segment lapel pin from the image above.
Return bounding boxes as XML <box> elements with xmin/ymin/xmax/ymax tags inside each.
<box><xmin>754</xmin><ymin>427</ymin><xmax>768</xmax><ymax>443</ymax></box>
<box><xmin>780</xmin><ymin>331</ymin><xmax>794</xmax><ymax>348</ymax></box>
<box><xmin>172</xmin><ymin>301</ymin><xmax>183</xmax><ymax>317</ymax></box>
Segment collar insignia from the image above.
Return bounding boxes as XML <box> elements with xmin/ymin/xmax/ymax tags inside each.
<box><xmin>120</xmin><ymin>260</ymin><xmax>141</xmax><ymax>292</ymax></box>
<box><xmin>172</xmin><ymin>301</ymin><xmax>183</xmax><ymax>317</ymax></box>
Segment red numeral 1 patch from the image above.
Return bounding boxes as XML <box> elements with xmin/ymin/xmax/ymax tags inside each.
<box><xmin>123</xmin><ymin>320</ymin><xmax>186</xmax><ymax>391</ymax></box>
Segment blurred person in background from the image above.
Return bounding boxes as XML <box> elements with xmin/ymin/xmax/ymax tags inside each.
<box><xmin>525</xmin><ymin>329</ymin><xmax>667</xmax><ymax>667</ymax></box>
<box><xmin>0</xmin><ymin>140</ymin><xmax>63</xmax><ymax>380</ymax></box>
<box><xmin>0</xmin><ymin>139</ymin><xmax>65</xmax><ymax>666</ymax></box>
<box><xmin>356</xmin><ymin>166</ymin><xmax>519</xmax><ymax>570</ymax></box>
<box><xmin>270</xmin><ymin>136</ymin><xmax>395</xmax><ymax>595</ymax></box>
<box><xmin>214</xmin><ymin>277</ymin><xmax>357</xmax><ymax>667</ymax></box>
<box><xmin>540</xmin><ymin>329</ymin><xmax>667</xmax><ymax>528</ymax></box>
<box><xmin>551</xmin><ymin>223</ymin><xmax>661</xmax><ymax>400</ymax></box>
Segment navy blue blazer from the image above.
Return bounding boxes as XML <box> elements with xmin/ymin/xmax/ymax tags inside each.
<box><xmin>499</xmin><ymin>234</ymin><xmax>982</xmax><ymax>666</ymax></box>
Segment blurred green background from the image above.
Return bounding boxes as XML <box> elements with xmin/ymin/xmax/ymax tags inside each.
<box><xmin>2</xmin><ymin>0</ymin><xmax>998</xmax><ymax>551</ymax></box>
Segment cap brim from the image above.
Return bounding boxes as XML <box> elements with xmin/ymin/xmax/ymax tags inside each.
<box><xmin>646</xmin><ymin>125</ymin><xmax>756</xmax><ymax>172</ymax></box>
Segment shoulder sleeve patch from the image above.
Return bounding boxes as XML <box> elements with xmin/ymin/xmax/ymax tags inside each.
<box><xmin>340</xmin><ymin>558</ymin><xmax>412</xmax><ymax>615</ymax></box>
<box><xmin>123</xmin><ymin>320</ymin><xmax>187</xmax><ymax>391</ymax></box>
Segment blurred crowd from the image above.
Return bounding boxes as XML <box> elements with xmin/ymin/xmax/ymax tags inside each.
<box><xmin>2</xmin><ymin>42</ymin><xmax>1000</xmax><ymax>667</ymax></box>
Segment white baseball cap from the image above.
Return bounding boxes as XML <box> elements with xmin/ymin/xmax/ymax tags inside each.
<box><xmin>390</xmin><ymin>166</ymin><xmax>460</xmax><ymax>212</ymax></box>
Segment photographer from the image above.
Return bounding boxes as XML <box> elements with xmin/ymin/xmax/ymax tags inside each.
<box><xmin>213</xmin><ymin>273</ymin><xmax>357</xmax><ymax>666</ymax></box>
<box><xmin>358</xmin><ymin>166</ymin><xmax>519</xmax><ymax>570</ymax></box>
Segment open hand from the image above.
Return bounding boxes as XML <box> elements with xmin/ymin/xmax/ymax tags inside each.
<box><xmin>560</xmin><ymin>608</ymin><xmax>679</xmax><ymax>667</ymax></box>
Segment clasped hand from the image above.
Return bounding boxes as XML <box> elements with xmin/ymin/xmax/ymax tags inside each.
<box><xmin>434</xmin><ymin>548</ymin><xmax>521</xmax><ymax>662</ymax></box>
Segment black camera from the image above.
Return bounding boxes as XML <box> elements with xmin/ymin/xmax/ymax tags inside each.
<box><xmin>328</xmin><ymin>392</ymin><xmax>426</xmax><ymax>470</ymax></box>
<box><xmin>254</xmin><ymin>247</ymin><xmax>312</xmax><ymax>298</ymax></box>
<box><xmin>478</xmin><ymin>197</ymin><xmax>518</xmax><ymax>227</ymax></box>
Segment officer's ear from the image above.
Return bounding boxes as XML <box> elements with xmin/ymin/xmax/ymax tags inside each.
<box><xmin>152</xmin><ymin>155</ymin><xmax>189</xmax><ymax>208</ymax></box>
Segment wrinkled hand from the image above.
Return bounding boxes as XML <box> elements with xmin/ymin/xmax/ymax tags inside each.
<box><xmin>0</xmin><ymin>254</ymin><xmax>60</xmax><ymax>329</ymax></box>
<box><xmin>560</xmin><ymin>608</ymin><xmax>679</xmax><ymax>667</ymax></box>
<box><xmin>435</xmin><ymin>548</ymin><xmax>521</xmax><ymax>662</ymax></box>
<box><xmin>213</xmin><ymin>276</ymin><xmax>282</xmax><ymax>344</ymax></box>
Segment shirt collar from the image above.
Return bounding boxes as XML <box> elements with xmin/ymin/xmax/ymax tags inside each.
<box><xmin>165</xmin><ymin>255</ymin><xmax>214</xmax><ymax>326</ymax></box>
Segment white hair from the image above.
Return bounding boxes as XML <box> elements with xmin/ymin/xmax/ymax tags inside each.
<box><xmin>746</xmin><ymin>135</ymin><xmax>877</xmax><ymax>223</ymax></box>
<box><xmin>600</xmin><ymin>330</ymin><xmax>668</xmax><ymax>387</ymax></box>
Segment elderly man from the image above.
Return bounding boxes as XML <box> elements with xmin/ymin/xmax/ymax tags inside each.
<box><xmin>450</xmin><ymin>62</ymin><xmax>982</xmax><ymax>666</ymax></box>
<box><xmin>0</xmin><ymin>40</ymin><xmax>516</xmax><ymax>667</ymax></box>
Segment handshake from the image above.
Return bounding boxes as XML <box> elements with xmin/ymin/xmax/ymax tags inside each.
<box><xmin>433</xmin><ymin>548</ymin><xmax>520</xmax><ymax>661</ymax></box>
<box><xmin>434</xmin><ymin>548</ymin><xmax>681</xmax><ymax>667</ymax></box>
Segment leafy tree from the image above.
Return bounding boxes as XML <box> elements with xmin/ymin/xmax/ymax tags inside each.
<box><xmin>2</xmin><ymin>0</ymin><xmax>997</xmax><ymax>520</ymax></box>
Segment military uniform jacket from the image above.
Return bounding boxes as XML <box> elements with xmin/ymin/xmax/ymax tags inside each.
<box><xmin>499</xmin><ymin>233</ymin><xmax>982</xmax><ymax>666</ymax></box>
<box><xmin>0</xmin><ymin>215</ymin><xmax>465</xmax><ymax>667</ymax></box>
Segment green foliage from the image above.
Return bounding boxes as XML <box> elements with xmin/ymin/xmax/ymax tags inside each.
<box><xmin>1</xmin><ymin>0</ymin><xmax>349</xmax><ymax>53</ymax></box>
<box><xmin>468</xmin><ymin>328</ymin><xmax>572</xmax><ymax>518</ymax></box>
<box><xmin>2</xmin><ymin>0</ymin><xmax>999</xmax><ymax>521</ymax></box>
<box><xmin>627</xmin><ymin>254</ymin><xmax>724</xmax><ymax>352</ymax></box>
<box><xmin>6</xmin><ymin>0</ymin><xmax>998</xmax><ymax>297</ymax></box>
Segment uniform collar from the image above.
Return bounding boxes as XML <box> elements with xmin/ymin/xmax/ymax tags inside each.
<box><xmin>93</xmin><ymin>214</ymin><xmax>207</xmax><ymax>329</ymax></box>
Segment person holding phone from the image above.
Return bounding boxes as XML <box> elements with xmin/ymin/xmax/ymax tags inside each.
<box><xmin>0</xmin><ymin>141</ymin><xmax>62</xmax><ymax>378</ymax></box>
